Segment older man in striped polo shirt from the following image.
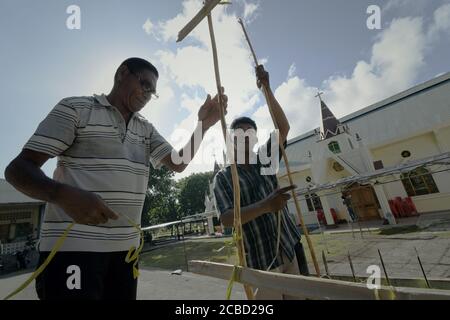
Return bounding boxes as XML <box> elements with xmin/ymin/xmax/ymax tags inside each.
<box><xmin>5</xmin><ymin>57</ymin><xmax>227</xmax><ymax>300</ymax></box>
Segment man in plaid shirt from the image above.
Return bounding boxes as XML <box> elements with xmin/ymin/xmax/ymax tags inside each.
<box><xmin>213</xmin><ymin>65</ymin><xmax>307</xmax><ymax>300</ymax></box>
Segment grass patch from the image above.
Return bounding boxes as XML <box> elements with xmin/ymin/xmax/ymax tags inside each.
<box><xmin>140</xmin><ymin>226</ymin><xmax>446</xmax><ymax>272</ymax></box>
<box><xmin>378</xmin><ymin>225</ymin><xmax>422</xmax><ymax>235</ymax></box>
<box><xmin>302</xmin><ymin>233</ymin><xmax>357</xmax><ymax>260</ymax></box>
<box><xmin>435</xmin><ymin>231</ymin><xmax>450</xmax><ymax>239</ymax></box>
<box><xmin>140</xmin><ymin>238</ymin><xmax>237</xmax><ymax>271</ymax></box>
<box><xmin>140</xmin><ymin>233</ymin><xmax>366</xmax><ymax>272</ymax></box>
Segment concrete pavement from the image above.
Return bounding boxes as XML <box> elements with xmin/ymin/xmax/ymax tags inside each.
<box><xmin>0</xmin><ymin>267</ymin><xmax>246</xmax><ymax>300</ymax></box>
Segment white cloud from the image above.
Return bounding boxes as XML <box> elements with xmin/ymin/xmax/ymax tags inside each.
<box><xmin>251</xmin><ymin>16</ymin><xmax>428</xmax><ymax>143</ymax></box>
<box><xmin>383</xmin><ymin>0</ymin><xmax>429</xmax><ymax>13</ymax></box>
<box><xmin>428</xmin><ymin>3</ymin><xmax>450</xmax><ymax>39</ymax></box>
<box><xmin>157</xmin><ymin>0</ymin><xmax>204</xmax><ymax>42</ymax></box>
<box><xmin>325</xmin><ymin>3</ymin><xmax>450</xmax><ymax>119</ymax></box>
<box><xmin>142</xmin><ymin>0</ymin><xmax>450</xmax><ymax>179</ymax></box>
<box><xmin>288</xmin><ymin>63</ymin><xmax>296</xmax><ymax>78</ymax></box>
<box><xmin>146</xmin><ymin>0</ymin><xmax>263</xmax><ymax>179</ymax></box>
<box><xmin>142</xmin><ymin>18</ymin><xmax>154</xmax><ymax>35</ymax></box>
<box><xmin>252</xmin><ymin>77</ymin><xmax>319</xmax><ymax>141</ymax></box>
<box><xmin>243</xmin><ymin>2</ymin><xmax>259</xmax><ymax>23</ymax></box>
<box><xmin>139</xmin><ymin>76</ymin><xmax>176</xmax><ymax>129</ymax></box>
<box><xmin>324</xmin><ymin>17</ymin><xmax>426</xmax><ymax>117</ymax></box>
<box><xmin>254</xmin><ymin>2</ymin><xmax>450</xmax><ymax>143</ymax></box>
<box><xmin>434</xmin><ymin>3</ymin><xmax>450</xmax><ymax>31</ymax></box>
<box><xmin>154</xmin><ymin>1</ymin><xmax>260</xmax><ymax>120</ymax></box>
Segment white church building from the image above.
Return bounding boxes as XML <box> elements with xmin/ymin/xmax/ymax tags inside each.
<box><xmin>205</xmin><ymin>72</ymin><xmax>450</xmax><ymax>229</ymax></box>
<box><xmin>278</xmin><ymin>72</ymin><xmax>450</xmax><ymax>227</ymax></box>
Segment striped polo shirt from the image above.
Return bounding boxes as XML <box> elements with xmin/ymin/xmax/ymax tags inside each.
<box><xmin>23</xmin><ymin>94</ymin><xmax>174</xmax><ymax>252</ymax></box>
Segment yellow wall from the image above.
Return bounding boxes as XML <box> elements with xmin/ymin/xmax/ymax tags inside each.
<box><xmin>370</xmin><ymin>131</ymin><xmax>450</xmax><ymax>213</ymax></box>
<box><xmin>371</xmin><ymin>132</ymin><xmax>440</xmax><ymax>167</ymax></box>
<box><xmin>413</xmin><ymin>192</ymin><xmax>450</xmax><ymax>213</ymax></box>
<box><xmin>435</xmin><ymin>126</ymin><xmax>450</xmax><ymax>152</ymax></box>
<box><xmin>282</xmin><ymin>126</ymin><xmax>450</xmax><ymax>220</ymax></box>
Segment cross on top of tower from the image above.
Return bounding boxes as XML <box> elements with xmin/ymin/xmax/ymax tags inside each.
<box><xmin>315</xmin><ymin>90</ymin><xmax>324</xmax><ymax>102</ymax></box>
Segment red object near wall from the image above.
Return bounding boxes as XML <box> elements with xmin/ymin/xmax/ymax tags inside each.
<box><xmin>389</xmin><ymin>200</ymin><xmax>399</xmax><ymax>218</ymax></box>
<box><xmin>394</xmin><ymin>197</ymin><xmax>406</xmax><ymax>217</ymax></box>
<box><xmin>317</xmin><ymin>209</ymin><xmax>326</xmax><ymax>225</ymax></box>
<box><xmin>401</xmin><ymin>198</ymin><xmax>412</xmax><ymax>217</ymax></box>
<box><xmin>405</xmin><ymin>197</ymin><xmax>419</xmax><ymax>216</ymax></box>
<box><xmin>330</xmin><ymin>208</ymin><xmax>339</xmax><ymax>224</ymax></box>
<box><xmin>317</xmin><ymin>209</ymin><xmax>338</xmax><ymax>225</ymax></box>
<box><xmin>389</xmin><ymin>197</ymin><xmax>419</xmax><ymax>218</ymax></box>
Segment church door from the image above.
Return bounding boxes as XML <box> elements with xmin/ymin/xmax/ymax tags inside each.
<box><xmin>347</xmin><ymin>184</ymin><xmax>381</xmax><ymax>221</ymax></box>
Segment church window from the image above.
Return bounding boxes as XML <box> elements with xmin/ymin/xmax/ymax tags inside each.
<box><xmin>401</xmin><ymin>167</ymin><xmax>439</xmax><ymax>197</ymax></box>
<box><xmin>306</xmin><ymin>193</ymin><xmax>323</xmax><ymax>211</ymax></box>
<box><xmin>328</xmin><ymin>141</ymin><xmax>341</xmax><ymax>154</ymax></box>
<box><xmin>401</xmin><ymin>150</ymin><xmax>412</xmax><ymax>158</ymax></box>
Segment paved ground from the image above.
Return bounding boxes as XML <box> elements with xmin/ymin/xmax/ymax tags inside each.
<box><xmin>314</xmin><ymin>232</ymin><xmax>450</xmax><ymax>279</ymax></box>
<box><xmin>1</xmin><ymin>211</ymin><xmax>449</xmax><ymax>300</ymax></box>
<box><xmin>0</xmin><ymin>268</ymin><xmax>246</xmax><ymax>300</ymax></box>
<box><xmin>305</xmin><ymin>212</ymin><xmax>450</xmax><ymax>279</ymax></box>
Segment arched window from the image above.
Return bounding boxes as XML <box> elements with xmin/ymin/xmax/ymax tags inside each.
<box><xmin>306</xmin><ymin>194</ymin><xmax>323</xmax><ymax>212</ymax></box>
<box><xmin>328</xmin><ymin>141</ymin><xmax>341</xmax><ymax>154</ymax></box>
<box><xmin>401</xmin><ymin>167</ymin><xmax>439</xmax><ymax>197</ymax></box>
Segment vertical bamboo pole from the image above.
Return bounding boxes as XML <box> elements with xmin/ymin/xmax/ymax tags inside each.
<box><xmin>207</xmin><ymin>13</ymin><xmax>254</xmax><ymax>300</ymax></box>
<box><xmin>238</xmin><ymin>18</ymin><xmax>321</xmax><ymax>276</ymax></box>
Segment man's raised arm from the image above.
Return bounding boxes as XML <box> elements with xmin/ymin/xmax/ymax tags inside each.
<box><xmin>256</xmin><ymin>65</ymin><xmax>290</xmax><ymax>143</ymax></box>
<box><xmin>161</xmin><ymin>88</ymin><xmax>228</xmax><ymax>173</ymax></box>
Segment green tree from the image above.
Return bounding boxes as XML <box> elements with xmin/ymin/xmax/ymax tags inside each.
<box><xmin>176</xmin><ymin>172</ymin><xmax>214</xmax><ymax>218</ymax></box>
<box><xmin>141</xmin><ymin>167</ymin><xmax>178</xmax><ymax>227</ymax></box>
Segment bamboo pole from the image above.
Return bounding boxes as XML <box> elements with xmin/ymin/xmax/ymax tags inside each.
<box><xmin>177</xmin><ymin>0</ymin><xmax>222</xmax><ymax>42</ymax></box>
<box><xmin>238</xmin><ymin>18</ymin><xmax>321</xmax><ymax>276</ymax></box>
<box><xmin>207</xmin><ymin>13</ymin><xmax>254</xmax><ymax>300</ymax></box>
<box><xmin>189</xmin><ymin>260</ymin><xmax>450</xmax><ymax>300</ymax></box>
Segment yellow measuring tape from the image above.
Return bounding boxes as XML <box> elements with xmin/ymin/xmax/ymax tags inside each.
<box><xmin>3</xmin><ymin>215</ymin><xmax>144</xmax><ymax>300</ymax></box>
<box><xmin>225</xmin><ymin>210</ymin><xmax>283</xmax><ymax>300</ymax></box>
<box><xmin>374</xmin><ymin>286</ymin><xmax>397</xmax><ymax>300</ymax></box>
<box><xmin>225</xmin><ymin>231</ymin><xmax>241</xmax><ymax>300</ymax></box>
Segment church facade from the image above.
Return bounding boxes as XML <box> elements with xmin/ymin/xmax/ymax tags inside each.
<box><xmin>278</xmin><ymin>72</ymin><xmax>450</xmax><ymax>226</ymax></box>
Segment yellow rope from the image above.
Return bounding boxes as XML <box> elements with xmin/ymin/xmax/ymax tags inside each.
<box><xmin>3</xmin><ymin>215</ymin><xmax>143</xmax><ymax>300</ymax></box>
<box><xmin>225</xmin><ymin>230</ymin><xmax>241</xmax><ymax>300</ymax></box>
<box><xmin>225</xmin><ymin>265</ymin><xmax>239</xmax><ymax>300</ymax></box>
<box><xmin>123</xmin><ymin>216</ymin><xmax>145</xmax><ymax>280</ymax></box>
<box><xmin>3</xmin><ymin>222</ymin><xmax>75</xmax><ymax>300</ymax></box>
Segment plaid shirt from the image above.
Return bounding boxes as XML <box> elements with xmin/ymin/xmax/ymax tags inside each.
<box><xmin>213</xmin><ymin>134</ymin><xmax>301</xmax><ymax>270</ymax></box>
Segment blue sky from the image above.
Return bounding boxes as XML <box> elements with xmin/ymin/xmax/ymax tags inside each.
<box><xmin>1</xmin><ymin>0</ymin><xmax>449</xmax><ymax>180</ymax></box>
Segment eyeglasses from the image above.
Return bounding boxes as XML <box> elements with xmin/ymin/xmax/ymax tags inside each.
<box><xmin>131</xmin><ymin>72</ymin><xmax>159</xmax><ymax>100</ymax></box>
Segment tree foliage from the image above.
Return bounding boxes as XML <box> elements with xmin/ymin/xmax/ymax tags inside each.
<box><xmin>176</xmin><ymin>171</ymin><xmax>214</xmax><ymax>218</ymax></box>
<box><xmin>141</xmin><ymin>167</ymin><xmax>178</xmax><ymax>227</ymax></box>
<box><xmin>141</xmin><ymin>169</ymin><xmax>215</xmax><ymax>226</ymax></box>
